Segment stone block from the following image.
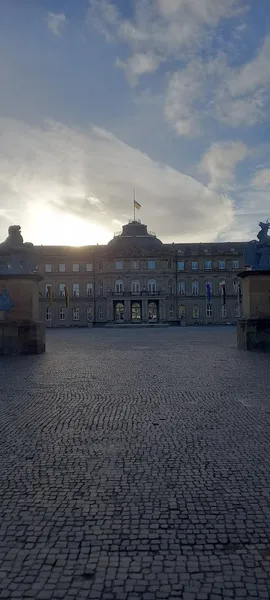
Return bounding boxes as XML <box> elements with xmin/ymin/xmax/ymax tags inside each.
<box><xmin>237</xmin><ymin>318</ymin><xmax>270</xmax><ymax>352</ymax></box>
<box><xmin>0</xmin><ymin>320</ymin><xmax>45</xmax><ymax>355</ymax></box>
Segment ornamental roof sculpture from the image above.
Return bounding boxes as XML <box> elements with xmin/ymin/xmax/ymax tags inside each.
<box><xmin>244</xmin><ymin>220</ymin><xmax>270</xmax><ymax>270</ymax></box>
<box><xmin>0</xmin><ymin>225</ymin><xmax>38</xmax><ymax>274</ymax></box>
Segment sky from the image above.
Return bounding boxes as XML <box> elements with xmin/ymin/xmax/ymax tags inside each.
<box><xmin>0</xmin><ymin>0</ymin><xmax>270</xmax><ymax>246</ymax></box>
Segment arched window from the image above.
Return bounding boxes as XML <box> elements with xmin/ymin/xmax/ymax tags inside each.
<box><xmin>233</xmin><ymin>279</ymin><xmax>238</xmax><ymax>294</ymax></box>
<box><xmin>193</xmin><ymin>305</ymin><xmax>200</xmax><ymax>319</ymax></box>
<box><xmin>169</xmin><ymin>304</ymin><xmax>174</xmax><ymax>318</ymax></box>
<box><xmin>148</xmin><ymin>279</ymin><xmax>156</xmax><ymax>293</ymax></box>
<box><xmin>168</xmin><ymin>280</ymin><xmax>174</xmax><ymax>295</ymax></box>
<box><xmin>234</xmin><ymin>303</ymin><xmax>240</xmax><ymax>318</ymax></box>
<box><xmin>131</xmin><ymin>280</ymin><xmax>140</xmax><ymax>293</ymax></box>
<box><xmin>148</xmin><ymin>302</ymin><xmax>158</xmax><ymax>321</ymax></box>
<box><xmin>115</xmin><ymin>302</ymin><xmax>124</xmax><ymax>322</ymax></box>
<box><xmin>99</xmin><ymin>281</ymin><xmax>104</xmax><ymax>296</ymax></box>
<box><xmin>178</xmin><ymin>281</ymin><xmax>185</xmax><ymax>295</ymax></box>
<box><xmin>178</xmin><ymin>304</ymin><xmax>185</xmax><ymax>318</ymax></box>
<box><xmin>192</xmin><ymin>280</ymin><xmax>199</xmax><ymax>296</ymax></box>
<box><xmin>45</xmin><ymin>307</ymin><xmax>52</xmax><ymax>321</ymax></box>
<box><xmin>115</xmin><ymin>279</ymin><xmax>124</xmax><ymax>293</ymax></box>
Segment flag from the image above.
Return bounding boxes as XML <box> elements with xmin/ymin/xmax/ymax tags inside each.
<box><xmin>134</xmin><ymin>200</ymin><xmax>141</xmax><ymax>210</ymax></box>
<box><xmin>220</xmin><ymin>283</ymin><xmax>226</xmax><ymax>305</ymax></box>
<box><xmin>206</xmin><ymin>283</ymin><xmax>211</xmax><ymax>302</ymax></box>
<box><xmin>48</xmin><ymin>286</ymin><xmax>53</xmax><ymax>305</ymax></box>
<box><xmin>64</xmin><ymin>286</ymin><xmax>69</xmax><ymax>308</ymax></box>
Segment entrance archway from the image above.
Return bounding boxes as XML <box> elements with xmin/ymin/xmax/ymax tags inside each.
<box><xmin>114</xmin><ymin>302</ymin><xmax>124</xmax><ymax>322</ymax></box>
<box><xmin>131</xmin><ymin>302</ymin><xmax>141</xmax><ymax>322</ymax></box>
<box><xmin>148</xmin><ymin>301</ymin><xmax>158</xmax><ymax>322</ymax></box>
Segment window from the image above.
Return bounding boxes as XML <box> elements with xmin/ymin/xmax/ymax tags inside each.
<box><xmin>148</xmin><ymin>260</ymin><xmax>156</xmax><ymax>270</ymax></box>
<box><xmin>98</xmin><ymin>306</ymin><xmax>103</xmax><ymax>320</ymax></box>
<box><xmin>178</xmin><ymin>281</ymin><xmax>185</xmax><ymax>295</ymax></box>
<box><xmin>73</xmin><ymin>283</ymin><xmax>79</xmax><ymax>298</ymax></box>
<box><xmin>192</xmin><ymin>281</ymin><xmax>199</xmax><ymax>296</ymax></box>
<box><xmin>59</xmin><ymin>308</ymin><xmax>65</xmax><ymax>321</ymax></box>
<box><xmin>148</xmin><ymin>279</ymin><xmax>156</xmax><ymax>293</ymax></box>
<box><xmin>99</xmin><ymin>282</ymin><xmax>104</xmax><ymax>296</ymax></box>
<box><xmin>59</xmin><ymin>263</ymin><xmax>65</xmax><ymax>272</ymax></box>
<box><xmin>205</xmin><ymin>260</ymin><xmax>212</xmax><ymax>270</ymax></box>
<box><xmin>45</xmin><ymin>307</ymin><xmax>52</xmax><ymax>321</ymax></box>
<box><xmin>206</xmin><ymin>304</ymin><xmax>213</xmax><ymax>318</ymax></box>
<box><xmin>86</xmin><ymin>263</ymin><xmax>93</xmax><ymax>272</ymax></box>
<box><xmin>73</xmin><ymin>264</ymin><xmax>79</xmax><ymax>272</ymax></box>
<box><xmin>168</xmin><ymin>260</ymin><xmax>172</xmax><ymax>269</ymax></box>
<box><xmin>193</xmin><ymin>306</ymin><xmax>200</xmax><ymax>319</ymax></box>
<box><xmin>234</xmin><ymin>304</ymin><xmax>240</xmax><ymax>318</ymax></box>
<box><xmin>45</xmin><ymin>284</ymin><xmax>52</xmax><ymax>299</ymax></box>
<box><xmin>45</xmin><ymin>264</ymin><xmax>52</xmax><ymax>272</ymax></box>
<box><xmin>169</xmin><ymin>304</ymin><xmax>174</xmax><ymax>318</ymax></box>
<box><xmin>116</xmin><ymin>261</ymin><xmax>123</xmax><ymax>270</ymax></box>
<box><xmin>178</xmin><ymin>305</ymin><xmax>185</xmax><ymax>318</ymax></box>
<box><xmin>99</xmin><ymin>262</ymin><xmax>103</xmax><ymax>271</ymax></box>
<box><xmin>87</xmin><ymin>307</ymin><xmax>93</xmax><ymax>321</ymax></box>
<box><xmin>132</xmin><ymin>261</ymin><xmax>139</xmax><ymax>269</ymax></box>
<box><xmin>232</xmin><ymin>260</ymin><xmax>240</xmax><ymax>269</ymax></box>
<box><xmin>72</xmin><ymin>307</ymin><xmax>80</xmax><ymax>321</ymax></box>
<box><xmin>233</xmin><ymin>279</ymin><xmax>238</xmax><ymax>294</ymax></box>
<box><xmin>168</xmin><ymin>281</ymin><xmax>173</xmax><ymax>295</ymax></box>
<box><xmin>178</xmin><ymin>261</ymin><xmax>185</xmax><ymax>271</ymax></box>
<box><xmin>87</xmin><ymin>283</ymin><xmax>93</xmax><ymax>297</ymax></box>
<box><xmin>192</xmin><ymin>261</ymin><xmax>198</xmax><ymax>270</ymax></box>
<box><xmin>115</xmin><ymin>302</ymin><xmax>124</xmax><ymax>322</ymax></box>
<box><xmin>115</xmin><ymin>279</ymin><xmax>124</xmax><ymax>293</ymax></box>
<box><xmin>205</xmin><ymin>281</ymin><xmax>212</xmax><ymax>294</ymax></box>
<box><xmin>131</xmin><ymin>280</ymin><xmax>140</xmax><ymax>293</ymax></box>
<box><xmin>59</xmin><ymin>283</ymin><xmax>65</xmax><ymax>298</ymax></box>
<box><xmin>219</xmin><ymin>260</ymin><xmax>225</xmax><ymax>270</ymax></box>
<box><xmin>221</xmin><ymin>305</ymin><xmax>227</xmax><ymax>318</ymax></box>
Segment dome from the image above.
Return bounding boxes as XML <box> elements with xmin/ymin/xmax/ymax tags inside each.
<box><xmin>107</xmin><ymin>220</ymin><xmax>163</xmax><ymax>253</ymax></box>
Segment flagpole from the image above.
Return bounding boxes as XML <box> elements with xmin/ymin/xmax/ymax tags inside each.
<box><xmin>133</xmin><ymin>188</ymin><xmax>136</xmax><ymax>221</ymax></box>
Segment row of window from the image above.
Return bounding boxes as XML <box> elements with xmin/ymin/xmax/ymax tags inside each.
<box><xmin>45</xmin><ymin>306</ymin><xmax>101</xmax><ymax>321</ymax></box>
<box><xmin>178</xmin><ymin>260</ymin><xmax>239</xmax><ymax>271</ymax></box>
<box><xmin>178</xmin><ymin>280</ymin><xmax>240</xmax><ymax>296</ymax></box>
<box><xmin>178</xmin><ymin>304</ymin><xmax>240</xmax><ymax>319</ymax></box>
<box><xmin>43</xmin><ymin>258</ymin><xmax>240</xmax><ymax>273</ymax></box>
<box><xmin>45</xmin><ymin>303</ymin><xmax>240</xmax><ymax>322</ymax></box>
<box><xmin>45</xmin><ymin>279</ymin><xmax>240</xmax><ymax>298</ymax></box>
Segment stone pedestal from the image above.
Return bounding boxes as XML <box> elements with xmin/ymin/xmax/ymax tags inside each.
<box><xmin>237</xmin><ymin>270</ymin><xmax>270</xmax><ymax>351</ymax></box>
<box><xmin>0</xmin><ymin>274</ymin><xmax>45</xmax><ymax>355</ymax></box>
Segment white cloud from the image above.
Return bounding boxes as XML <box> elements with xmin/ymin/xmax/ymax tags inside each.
<box><xmin>88</xmin><ymin>0</ymin><xmax>245</xmax><ymax>80</ymax></box>
<box><xmin>47</xmin><ymin>12</ymin><xmax>67</xmax><ymax>36</ymax></box>
<box><xmin>199</xmin><ymin>141</ymin><xmax>249</xmax><ymax>190</ymax></box>
<box><xmin>251</xmin><ymin>168</ymin><xmax>270</xmax><ymax>188</ymax></box>
<box><xmin>115</xmin><ymin>53</ymin><xmax>160</xmax><ymax>86</ymax></box>
<box><xmin>0</xmin><ymin>118</ymin><xmax>234</xmax><ymax>245</ymax></box>
<box><xmin>164</xmin><ymin>37</ymin><xmax>270</xmax><ymax>135</ymax></box>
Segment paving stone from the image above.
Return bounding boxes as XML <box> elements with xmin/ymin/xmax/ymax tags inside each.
<box><xmin>1</xmin><ymin>328</ymin><xmax>270</xmax><ymax>600</ymax></box>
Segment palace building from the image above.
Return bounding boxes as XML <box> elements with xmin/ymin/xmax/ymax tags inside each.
<box><xmin>37</xmin><ymin>219</ymin><xmax>245</xmax><ymax>327</ymax></box>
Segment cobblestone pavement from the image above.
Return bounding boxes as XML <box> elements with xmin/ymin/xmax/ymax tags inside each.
<box><xmin>1</xmin><ymin>326</ymin><xmax>270</xmax><ymax>600</ymax></box>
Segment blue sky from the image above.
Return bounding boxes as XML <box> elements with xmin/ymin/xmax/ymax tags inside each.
<box><xmin>0</xmin><ymin>0</ymin><xmax>270</xmax><ymax>245</ymax></box>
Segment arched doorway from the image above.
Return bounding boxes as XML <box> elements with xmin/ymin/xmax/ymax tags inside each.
<box><xmin>148</xmin><ymin>301</ymin><xmax>158</xmax><ymax>322</ymax></box>
<box><xmin>114</xmin><ymin>302</ymin><xmax>124</xmax><ymax>322</ymax></box>
<box><xmin>131</xmin><ymin>302</ymin><xmax>141</xmax><ymax>322</ymax></box>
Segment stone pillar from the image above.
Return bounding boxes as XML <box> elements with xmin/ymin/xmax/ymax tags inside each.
<box><xmin>0</xmin><ymin>274</ymin><xmax>45</xmax><ymax>355</ymax></box>
<box><xmin>237</xmin><ymin>270</ymin><xmax>270</xmax><ymax>351</ymax></box>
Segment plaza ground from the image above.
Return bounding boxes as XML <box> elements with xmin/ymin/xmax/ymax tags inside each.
<box><xmin>1</xmin><ymin>327</ymin><xmax>270</xmax><ymax>599</ymax></box>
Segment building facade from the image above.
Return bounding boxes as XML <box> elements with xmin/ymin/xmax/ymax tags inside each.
<box><xmin>37</xmin><ymin>220</ymin><xmax>245</xmax><ymax>327</ymax></box>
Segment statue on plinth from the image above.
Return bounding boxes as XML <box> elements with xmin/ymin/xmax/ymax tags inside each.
<box><xmin>0</xmin><ymin>225</ymin><xmax>38</xmax><ymax>274</ymax></box>
<box><xmin>244</xmin><ymin>220</ymin><xmax>270</xmax><ymax>270</ymax></box>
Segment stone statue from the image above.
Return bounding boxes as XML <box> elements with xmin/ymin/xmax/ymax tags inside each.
<box><xmin>244</xmin><ymin>220</ymin><xmax>270</xmax><ymax>270</ymax></box>
<box><xmin>0</xmin><ymin>225</ymin><xmax>38</xmax><ymax>274</ymax></box>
